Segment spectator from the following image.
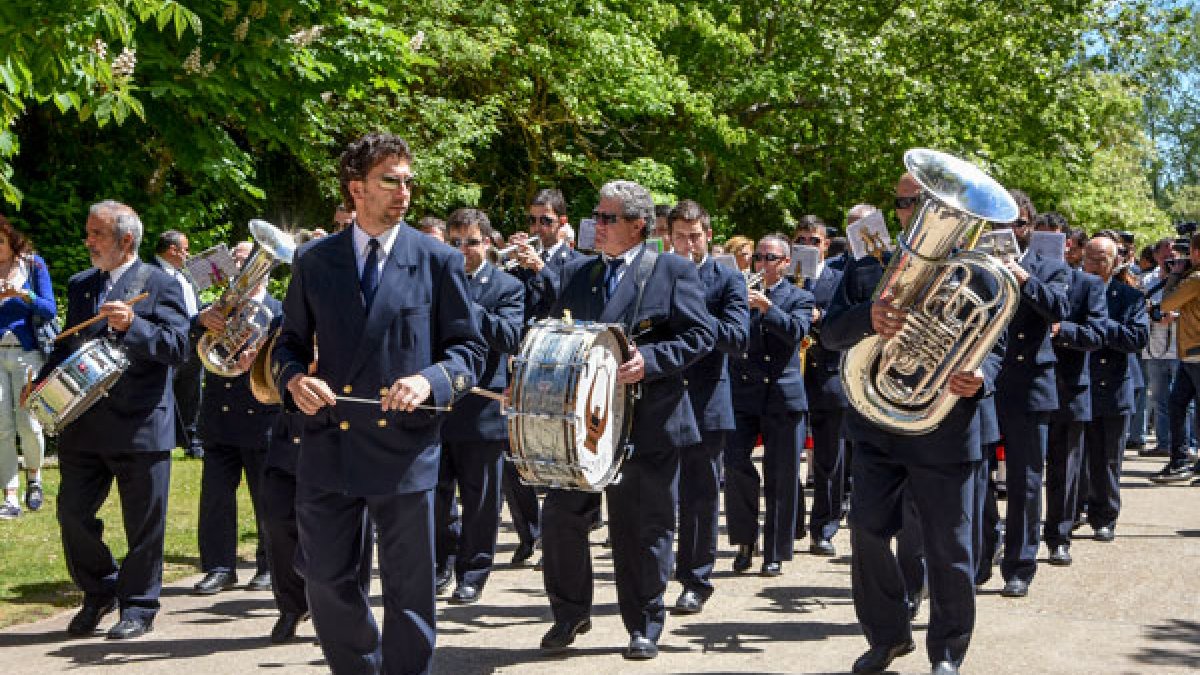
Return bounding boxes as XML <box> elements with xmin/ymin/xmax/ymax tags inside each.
<box><xmin>725</xmin><ymin>235</ymin><xmax>754</xmax><ymax>273</ymax></box>
<box><xmin>332</xmin><ymin>204</ymin><xmax>355</xmax><ymax>233</ymax></box>
<box><xmin>418</xmin><ymin>215</ymin><xmax>446</xmax><ymax>242</ymax></box>
<box><xmin>1151</xmin><ymin>231</ymin><xmax>1200</xmax><ymax>483</ymax></box>
<box><xmin>0</xmin><ymin>216</ymin><xmax>56</xmax><ymax>519</ymax></box>
<box><xmin>1133</xmin><ymin>238</ymin><xmax>1179</xmax><ymax>456</ymax></box>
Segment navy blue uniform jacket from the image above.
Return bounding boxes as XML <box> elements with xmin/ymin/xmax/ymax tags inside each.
<box><xmin>1051</xmin><ymin>269</ymin><xmax>1106</xmax><ymax>421</ymax></box>
<box><xmin>731</xmin><ymin>280</ymin><xmax>814</xmax><ymax>415</ymax></box>
<box><xmin>995</xmin><ymin>253</ymin><xmax>1071</xmax><ymax>412</ymax></box>
<box><xmin>44</xmin><ymin>261</ymin><xmax>191</xmax><ymax>453</ymax></box>
<box><xmin>1089</xmin><ymin>280</ymin><xmax>1149</xmax><ymax>417</ymax></box>
<box><xmin>442</xmin><ymin>262</ymin><xmax>524</xmax><ymax>443</ymax></box>
<box><xmin>272</xmin><ymin>225</ymin><xmax>488</xmax><ymax>496</ymax></box>
<box><xmin>548</xmin><ymin>246</ymin><xmax>715</xmax><ymax>452</ymax></box>
<box><xmin>198</xmin><ymin>296</ymin><xmax>283</xmax><ymax>448</ymax></box>
<box><xmin>805</xmin><ymin>264</ymin><xmax>848</xmax><ymax>410</ymax></box>
<box><xmin>683</xmin><ymin>257</ymin><xmax>749</xmax><ymax>433</ymax></box>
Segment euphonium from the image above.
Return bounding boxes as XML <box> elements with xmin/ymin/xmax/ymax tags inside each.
<box><xmin>198</xmin><ymin>220</ymin><xmax>296</xmax><ymax>377</ymax></box>
<box><xmin>840</xmin><ymin>148</ymin><xmax>1021</xmax><ymax>435</ymax></box>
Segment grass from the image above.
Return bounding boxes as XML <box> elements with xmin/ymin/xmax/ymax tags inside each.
<box><xmin>0</xmin><ymin>449</ymin><xmax>260</xmax><ymax>628</ymax></box>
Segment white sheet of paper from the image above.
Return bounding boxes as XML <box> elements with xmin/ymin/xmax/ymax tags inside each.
<box><xmin>847</xmin><ymin>211</ymin><xmax>892</xmax><ymax>260</ymax></box>
<box><xmin>793</xmin><ymin>245</ymin><xmax>821</xmax><ymax>281</ymax></box>
<box><xmin>185</xmin><ymin>244</ymin><xmax>238</xmax><ymax>292</ymax></box>
<box><xmin>577</xmin><ymin>218</ymin><xmax>596</xmax><ymax>251</ymax></box>
<box><xmin>1025</xmin><ymin>230</ymin><xmax>1065</xmax><ymax>262</ymax></box>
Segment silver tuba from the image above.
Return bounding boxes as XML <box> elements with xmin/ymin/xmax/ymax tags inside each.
<box><xmin>840</xmin><ymin>148</ymin><xmax>1020</xmax><ymax>435</ymax></box>
<box><xmin>197</xmin><ymin>219</ymin><xmax>296</xmax><ymax>377</ymax></box>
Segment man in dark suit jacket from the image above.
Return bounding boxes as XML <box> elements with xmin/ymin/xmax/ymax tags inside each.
<box><xmin>1038</xmin><ymin>216</ymin><xmax>1106</xmax><ymax>567</ymax></box>
<box><xmin>42</xmin><ymin>201</ymin><xmax>190</xmax><ymax>640</ymax></box>
<box><xmin>992</xmin><ymin>190</ymin><xmax>1070</xmax><ymax>599</ymax></box>
<box><xmin>823</xmin><ymin>247</ymin><xmax>1003</xmax><ymax>675</ymax></box>
<box><xmin>151</xmin><ymin>230</ymin><xmax>206</xmax><ymax>458</ymax></box>
<box><xmin>726</xmin><ymin>234</ymin><xmax>814</xmax><ymax>576</ymax></box>
<box><xmin>1082</xmin><ymin>236</ymin><xmax>1149</xmax><ymax>543</ymax></box>
<box><xmin>794</xmin><ymin>216</ymin><xmax>848</xmax><ymax>555</ymax></box>
<box><xmin>434</xmin><ymin>209</ymin><xmax>524</xmax><ymax>604</ymax></box>
<box><xmin>272</xmin><ymin>133</ymin><xmax>486</xmax><ymax>675</ymax></box>
<box><xmin>664</xmin><ymin>200</ymin><xmax>748</xmax><ymax>614</ymax></box>
<box><xmin>537</xmin><ymin>179</ymin><xmax>714</xmax><ymax>660</ymax></box>
<box><xmin>191</xmin><ymin>241</ymin><xmax>280</xmax><ymax>596</ymax></box>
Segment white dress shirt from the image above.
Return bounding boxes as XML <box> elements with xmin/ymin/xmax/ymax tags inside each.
<box><xmin>352</xmin><ymin>222</ymin><xmax>400</xmax><ymax>278</ymax></box>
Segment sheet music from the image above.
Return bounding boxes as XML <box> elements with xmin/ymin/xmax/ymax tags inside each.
<box><xmin>185</xmin><ymin>244</ymin><xmax>238</xmax><ymax>292</ymax></box>
<box><xmin>577</xmin><ymin>218</ymin><xmax>596</xmax><ymax>251</ymax></box>
<box><xmin>847</xmin><ymin>211</ymin><xmax>892</xmax><ymax>260</ymax></box>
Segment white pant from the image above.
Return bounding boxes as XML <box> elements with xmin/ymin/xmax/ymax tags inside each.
<box><xmin>0</xmin><ymin>346</ymin><xmax>45</xmax><ymax>491</ymax></box>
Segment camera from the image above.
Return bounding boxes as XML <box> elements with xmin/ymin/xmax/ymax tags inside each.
<box><xmin>1176</xmin><ymin>220</ymin><xmax>1198</xmax><ymax>237</ymax></box>
<box><xmin>1118</xmin><ymin>231</ymin><xmax>1136</xmax><ymax>246</ymax></box>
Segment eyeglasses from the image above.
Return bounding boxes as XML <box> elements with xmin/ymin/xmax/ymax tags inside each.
<box><xmin>752</xmin><ymin>253</ymin><xmax>787</xmax><ymax>262</ymax></box>
<box><xmin>793</xmin><ymin>235</ymin><xmax>823</xmax><ymax>246</ymax></box>
<box><xmin>527</xmin><ymin>215</ymin><xmax>556</xmax><ymax>227</ymax></box>
<box><xmin>448</xmin><ymin>237</ymin><xmax>483</xmax><ymax>248</ymax></box>
<box><xmin>592</xmin><ymin>211</ymin><xmax>622</xmax><ymax>225</ymax></box>
<box><xmin>894</xmin><ymin>195</ymin><xmax>920</xmax><ymax>209</ymax></box>
<box><xmin>377</xmin><ymin>174</ymin><xmax>416</xmax><ymax>190</ymax></box>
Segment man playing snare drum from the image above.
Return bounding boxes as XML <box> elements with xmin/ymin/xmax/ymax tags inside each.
<box><xmin>537</xmin><ymin>180</ymin><xmax>714</xmax><ymax>660</ymax></box>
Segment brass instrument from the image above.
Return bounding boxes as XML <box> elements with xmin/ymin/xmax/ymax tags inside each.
<box><xmin>197</xmin><ymin>220</ymin><xmax>296</xmax><ymax>377</ymax></box>
<box><xmin>840</xmin><ymin>148</ymin><xmax>1021</xmax><ymax>435</ymax></box>
<box><xmin>490</xmin><ymin>237</ymin><xmax>543</xmax><ymax>271</ymax></box>
<box><xmin>745</xmin><ymin>271</ymin><xmax>765</xmax><ymax>291</ymax></box>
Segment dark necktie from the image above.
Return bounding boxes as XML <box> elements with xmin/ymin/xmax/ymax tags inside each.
<box><xmin>603</xmin><ymin>258</ymin><xmax>624</xmax><ymax>301</ymax></box>
<box><xmin>360</xmin><ymin>239</ymin><xmax>381</xmax><ymax>310</ymax></box>
<box><xmin>95</xmin><ymin>271</ymin><xmax>110</xmax><ymax>311</ymax></box>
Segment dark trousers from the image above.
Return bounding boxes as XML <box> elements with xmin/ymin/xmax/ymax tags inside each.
<box><xmin>1044</xmin><ymin>418</ymin><xmax>1086</xmax><ymax>548</ymax></box>
<box><xmin>1084</xmin><ymin>414</ymin><xmax>1130</xmax><ymax>530</ymax></box>
<box><xmin>808</xmin><ymin>407</ymin><xmax>846</xmax><ymax>541</ymax></box>
<box><xmin>434</xmin><ymin>440</ymin><xmax>505</xmax><ymax>588</ymax></box>
<box><xmin>543</xmin><ymin>448</ymin><xmax>679</xmax><ymax>641</ymax></box>
<box><xmin>502</xmin><ymin>461</ymin><xmax>541</xmax><ymax>545</ymax></box>
<box><xmin>198</xmin><ymin>442</ymin><xmax>267</xmax><ymax>575</ymax></box>
<box><xmin>57</xmin><ymin>450</ymin><xmax>172</xmax><ymax>622</ymax></box>
<box><xmin>896</xmin><ymin>489</ymin><xmax>926</xmax><ymax>604</ymax></box>
<box><xmin>1168</xmin><ymin>361</ymin><xmax>1200</xmax><ymax>463</ymax></box>
<box><xmin>675</xmin><ymin>431</ymin><xmax>725</xmax><ymax>598</ymax></box>
<box><xmin>174</xmin><ymin>351</ymin><xmax>204</xmax><ymax>451</ymax></box>
<box><xmin>974</xmin><ymin>445</ymin><xmax>1002</xmax><ymax>584</ymax></box>
<box><xmin>297</xmin><ymin>484</ymin><xmax>434</xmax><ymax>675</ymax></box>
<box><xmin>997</xmin><ymin>408</ymin><xmax>1049</xmax><ymax>584</ymax></box>
<box><xmin>849</xmin><ymin>444</ymin><xmax>979</xmax><ymax>667</ymax></box>
<box><xmin>725</xmin><ymin>410</ymin><xmax>806</xmax><ymax>563</ymax></box>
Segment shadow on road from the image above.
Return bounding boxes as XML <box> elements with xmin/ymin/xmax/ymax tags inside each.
<box><xmin>1131</xmin><ymin>619</ymin><xmax>1200</xmax><ymax>670</ymax></box>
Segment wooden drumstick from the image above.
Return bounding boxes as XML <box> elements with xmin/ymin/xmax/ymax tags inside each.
<box><xmin>55</xmin><ymin>292</ymin><xmax>150</xmax><ymax>343</ymax></box>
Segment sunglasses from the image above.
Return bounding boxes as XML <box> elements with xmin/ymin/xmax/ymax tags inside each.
<box><xmin>752</xmin><ymin>253</ymin><xmax>787</xmax><ymax>262</ymax></box>
<box><xmin>793</xmin><ymin>235</ymin><xmax>823</xmax><ymax>245</ymax></box>
<box><xmin>894</xmin><ymin>195</ymin><xmax>920</xmax><ymax>209</ymax></box>
<box><xmin>377</xmin><ymin>174</ymin><xmax>417</xmax><ymax>190</ymax></box>
<box><xmin>448</xmin><ymin>237</ymin><xmax>483</xmax><ymax>248</ymax></box>
<box><xmin>527</xmin><ymin>215</ymin><xmax>557</xmax><ymax>227</ymax></box>
<box><xmin>592</xmin><ymin>211</ymin><xmax>622</xmax><ymax>225</ymax></box>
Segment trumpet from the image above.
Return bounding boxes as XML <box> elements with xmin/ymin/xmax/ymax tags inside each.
<box><xmin>489</xmin><ymin>237</ymin><xmax>544</xmax><ymax>271</ymax></box>
<box><xmin>745</xmin><ymin>271</ymin><xmax>765</xmax><ymax>291</ymax></box>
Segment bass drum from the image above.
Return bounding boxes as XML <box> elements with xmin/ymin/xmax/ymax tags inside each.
<box><xmin>25</xmin><ymin>338</ymin><xmax>129</xmax><ymax>436</ymax></box>
<box><xmin>507</xmin><ymin>319</ymin><xmax>634</xmax><ymax>491</ymax></box>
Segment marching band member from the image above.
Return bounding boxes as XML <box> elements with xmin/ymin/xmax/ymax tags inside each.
<box><xmin>538</xmin><ymin>179</ymin><xmax>713</xmax><ymax>660</ymax></box>
<box><xmin>665</xmin><ymin>200</ymin><xmax>749</xmax><ymax>614</ymax></box>
<box><xmin>725</xmin><ymin>234</ymin><xmax>814</xmax><ymax>576</ymax></box>
<box><xmin>46</xmin><ymin>201</ymin><xmax>190</xmax><ymax>639</ymax></box>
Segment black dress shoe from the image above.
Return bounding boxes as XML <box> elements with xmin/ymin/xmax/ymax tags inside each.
<box><xmin>435</xmin><ymin>568</ymin><xmax>454</xmax><ymax>595</ymax></box>
<box><xmin>851</xmin><ymin>640</ymin><xmax>916</xmax><ymax>674</ymax></box>
<box><xmin>1138</xmin><ymin>446</ymin><xmax>1169</xmax><ymax>457</ymax></box>
<box><xmin>625</xmin><ymin>633</ymin><xmax>658</xmax><ymax>660</ymax></box>
<box><xmin>732</xmin><ymin>544</ymin><xmax>754</xmax><ymax>573</ymax></box>
<box><xmin>247</xmin><ymin>571</ymin><xmax>272</xmax><ymax>591</ymax></box>
<box><xmin>107</xmin><ymin>616</ymin><xmax>152</xmax><ymax>639</ymax></box>
<box><xmin>193</xmin><ymin>570</ymin><xmax>238</xmax><ymax>595</ymax></box>
<box><xmin>673</xmin><ymin>588</ymin><xmax>705</xmax><ymax>614</ymax></box>
<box><xmin>270</xmin><ymin>611</ymin><xmax>309</xmax><ymax>644</ymax></box>
<box><xmin>67</xmin><ymin>599</ymin><xmax>117</xmax><ymax>637</ymax></box>
<box><xmin>1093</xmin><ymin>526</ymin><xmax>1116</xmax><ymax>542</ymax></box>
<box><xmin>512</xmin><ymin>540</ymin><xmax>537</xmax><ymax>566</ymax></box>
<box><xmin>932</xmin><ymin>660</ymin><xmax>960</xmax><ymax>675</ymax></box>
<box><xmin>1149</xmin><ymin>461</ymin><xmax>1194</xmax><ymax>483</ymax></box>
<box><xmin>809</xmin><ymin>539</ymin><xmax>836</xmax><ymax>556</ymax></box>
<box><xmin>761</xmin><ymin>561</ymin><xmax>783</xmax><ymax>577</ymax></box>
<box><xmin>450</xmin><ymin>584</ymin><xmax>481</xmax><ymax>604</ymax></box>
<box><xmin>1048</xmin><ymin>544</ymin><xmax>1072</xmax><ymax>566</ymax></box>
<box><xmin>540</xmin><ymin>617</ymin><xmax>591</xmax><ymax>654</ymax></box>
<box><xmin>1000</xmin><ymin>579</ymin><xmax>1029</xmax><ymax>598</ymax></box>
<box><xmin>907</xmin><ymin>597</ymin><xmax>921</xmax><ymax>621</ymax></box>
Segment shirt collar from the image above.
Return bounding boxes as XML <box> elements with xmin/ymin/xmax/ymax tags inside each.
<box><xmin>352</xmin><ymin>221</ymin><xmax>401</xmax><ymax>260</ymax></box>
<box><xmin>767</xmin><ymin>276</ymin><xmax>788</xmax><ymax>293</ymax></box>
<box><xmin>108</xmin><ymin>257</ymin><xmax>138</xmax><ymax>287</ymax></box>
<box><xmin>546</xmin><ymin>240</ymin><xmax>565</xmax><ymax>259</ymax></box>
<box><xmin>603</xmin><ymin>243</ymin><xmax>643</xmax><ymax>267</ymax></box>
<box><xmin>155</xmin><ymin>255</ymin><xmax>181</xmax><ymax>273</ymax></box>
<box><xmin>466</xmin><ymin>258</ymin><xmax>486</xmax><ymax>278</ymax></box>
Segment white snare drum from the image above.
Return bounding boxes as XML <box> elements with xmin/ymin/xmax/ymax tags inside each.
<box><xmin>507</xmin><ymin>319</ymin><xmax>635</xmax><ymax>491</ymax></box>
<box><xmin>25</xmin><ymin>339</ymin><xmax>129</xmax><ymax>436</ymax></box>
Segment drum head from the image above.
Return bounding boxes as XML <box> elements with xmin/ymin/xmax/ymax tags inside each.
<box><xmin>569</xmin><ymin>328</ymin><xmax>628</xmax><ymax>489</ymax></box>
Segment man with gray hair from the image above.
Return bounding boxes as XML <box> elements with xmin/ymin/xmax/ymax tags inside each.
<box><xmin>538</xmin><ymin>179</ymin><xmax>714</xmax><ymax>660</ymax></box>
<box><xmin>38</xmin><ymin>200</ymin><xmax>190</xmax><ymax>639</ymax></box>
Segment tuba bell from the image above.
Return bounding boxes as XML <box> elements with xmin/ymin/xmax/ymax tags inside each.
<box><xmin>840</xmin><ymin>148</ymin><xmax>1021</xmax><ymax>435</ymax></box>
<box><xmin>197</xmin><ymin>220</ymin><xmax>296</xmax><ymax>377</ymax></box>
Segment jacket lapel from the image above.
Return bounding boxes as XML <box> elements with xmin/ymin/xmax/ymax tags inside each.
<box><xmin>108</xmin><ymin>260</ymin><xmax>143</xmax><ymax>303</ymax></box>
<box><xmin>599</xmin><ymin>247</ymin><xmax>644</xmax><ymax>324</ymax></box>
<box><xmin>345</xmin><ymin>224</ymin><xmax>417</xmax><ymax>381</ymax></box>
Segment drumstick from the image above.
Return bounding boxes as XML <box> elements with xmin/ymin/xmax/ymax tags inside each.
<box><xmin>55</xmin><ymin>292</ymin><xmax>150</xmax><ymax>343</ymax></box>
<box><xmin>333</xmin><ymin>386</ymin><xmax>504</xmax><ymax>412</ymax></box>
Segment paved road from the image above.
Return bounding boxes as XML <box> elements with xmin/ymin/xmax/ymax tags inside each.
<box><xmin>2</xmin><ymin>452</ymin><xmax>1197</xmax><ymax>674</ymax></box>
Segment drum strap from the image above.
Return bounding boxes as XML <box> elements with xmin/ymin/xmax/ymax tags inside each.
<box><xmin>623</xmin><ymin>247</ymin><xmax>658</xmax><ymax>337</ymax></box>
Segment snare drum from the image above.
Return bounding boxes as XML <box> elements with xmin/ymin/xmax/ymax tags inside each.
<box><xmin>507</xmin><ymin>319</ymin><xmax>635</xmax><ymax>491</ymax></box>
<box><xmin>25</xmin><ymin>338</ymin><xmax>129</xmax><ymax>436</ymax></box>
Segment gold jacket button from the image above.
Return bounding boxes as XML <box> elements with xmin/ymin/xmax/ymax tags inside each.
<box><xmin>763</xmin><ymin>377</ymin><xmax>770</xmax><ymax>383</ymax></box>
<box><xmin>380</xmin><ymin>387</ymin><xmax>390</xmax><ymax>396</ymax></box>
<box><xmin>292</xmin><ymin>437</ymin><xmax>301</xmax><ymax>444</ymax></box>
<box><xmin>1099</xmin><ymin>358</ymin><xmax>1107</xmax><ymax>364</ymax></box>
<box><xmin>247</xmin><ymin>409</ymin><xmax>254</xmax><ymax>415</ymax></box>
<box><xmin>343</xmin><ymin>385</ymin><xmax>353</xmax><ymax>394</ymax></box>
<box><xmin>764</xmin><ymin>355</ymin><xmax>772</xmax><ymax>362</ymax></box>
<box><xmin>1017</xmin><ymin>333</ymin><xmax>1025</xmax><ymax>340</ymax></box>
<box><xmin>1016</xmin><ymin>355</ymin><xmax>1024</xmax><ymax>362</ymax></box>
<box><xmin>225</xmin><ymin>382</ymin><xmax>232</xmax><ymax>389</ymax></box>
<box><xmin>339</xmin><ymin>421</ymin><xmax>350</xmax><ymax>431</ymax></box>
<box><xmin>377</xmin><ymin>419</ymin><xmax>388</xmax><ymax>428</ymax></box>
<box><xmin>221</xmin><ymin>405</ymin><xmax>230</xmax><ymax>412</ymax></box>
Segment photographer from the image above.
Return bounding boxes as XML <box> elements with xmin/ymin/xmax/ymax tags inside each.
<box><xmin>1135</xmin><ymin>238</ymin><xmax>1184</xmax><ymax>457</ymax></box>
<box><xmin>1151</xmin><ymin>230</ymin><xmax>1200</xmax><ymax>483</ymax></box>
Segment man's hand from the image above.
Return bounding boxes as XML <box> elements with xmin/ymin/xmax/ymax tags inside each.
<box><xmin>870</xmin><ymin>297</ymin><xmax>908</xmax><ymax>339</ymax></box>
<box><xmin>287</xmin><ymin>374</ymin><xmax>336</xmax><ymax>415</ymax></box>
<box><xmin>1003</xmin><ymin>259</ymin><xmax>1030</xmax><ymax>286</ymax></box>
<box><xmin>98</xmin><ymin>300</ymin><xmax>136</xmax><ymax>332</ymax></box>
<box><xmin>947</xmin><ymin>369</ymin><xmax>985</xmax><ymax>398</ymax></box>
<box><xmin>1158</xmin><ymin>312</ymin><xmax>1176</xmax><ymax>326</ymax></box>
<box><xmin>747</xmin><ymin>289</ymin><xmax>772</xmax><ymax>313</ymax></box>
<box><xmin>1051</xmin><ymin>322</ymin><xmax>1061</xmax><ymax>337</ymax></box>
<box><xmin>235</xmin><ymin>344</ymin><xmax>259</xmax><ymax>373</ymax></box>
<box><xmin>197</xmin><ymin>305</ymin><xmax>226</xmax><ymax>333</ymax></box>
<box><xmin>616</xmin><ymin>345</ymin><xmax>645</xmax><ymax>384</ymax></box>
<box><xmin>811</xmin><ymin>306</ymin><xmax>822</xmax><ymax>324</ymax></box>
<box><xmin>383</xmin><ymin>374</ymin><xmax>433</xmax><ymax>413</ymax></box>
<box><xmin>515</xmin><ymin>242</ymin><xmax>544</xmax><ymax>272</ymax></box>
